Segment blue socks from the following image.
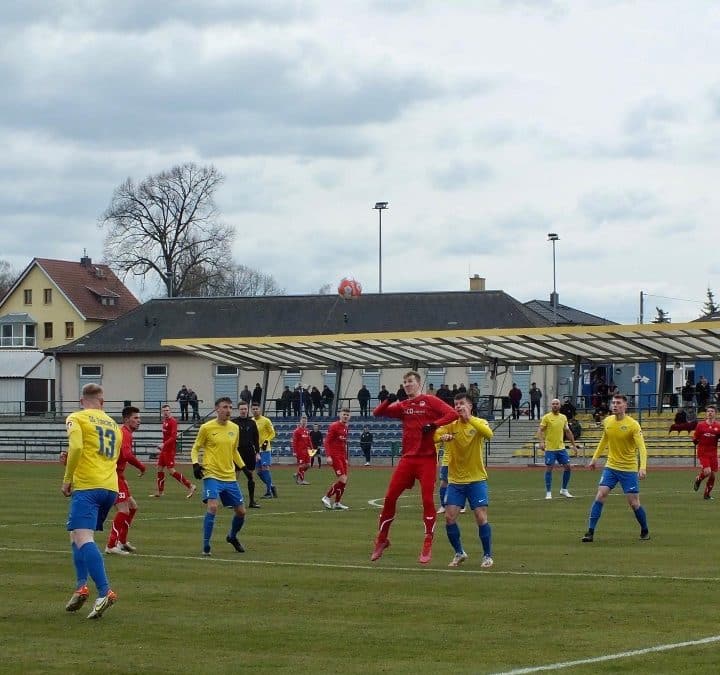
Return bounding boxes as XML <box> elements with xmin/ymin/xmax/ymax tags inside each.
<box><xmin>479</xmin><ymin>523</ymin><xmax>492</xmax><ymax>557</ymax></box>
<box><xmin>562</xmin><ymin>469</ymin><xmax>571</xmax><ymax>490</ymax></box>
<box><xmin>203</xmin><ymin>512</ymin><xmax>216</xmax><ymax>550</ymax></box>
<box><xmin>80</xmin><ymin>542</ymin><xmax>110</xmax><ymax>596</ymax></box>
<box><xmin>588</xmin><ymin>500</ymin><xmax>604</xmax><ymax>530</ymax></box>
<box><xmin>258</xmin><ymin>469</ymin><xmax>273</xmax><ymax>490</ymax></box>
<box><xmin>445</xmin><ymin>522</ymin><xmax>463</xmax><ymax>554</ymax></box>
<box><xmin>229</xmin><ymin>514</ymin><xmax>245</xmax><ymax>539</ymax></box>
<box><xmin>71</xmin><ymin>542</ymin><xmax>87</xmax><ymax>588</ymax></box>
<box><xmin>633</xmin><ymin>505</ymin><xmax>648</xmax><ymax>530</ymax></box>
<box><xmin>545</xmin><ymin>470</ymin><xmax>552</xmax><ymax>491</ymax></box>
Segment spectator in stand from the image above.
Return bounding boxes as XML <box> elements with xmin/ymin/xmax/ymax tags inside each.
<box><xmin>310</xmin><ymin>423</ymin><xmax>324</xmax><ymax>468</ymax></box>
<box><xmin>715</xmin><ymin>378</ymin><xmax>720</xmax><ymax>405</ymax></box>
<box><xmin>280</xmin><ymin>386</ymin><xmax>293</xmax><ymax>417</ymax></box>
<box><xmin>322</xmin><ymin>385</ymin><xmax>335</xmax><ymax>414</ymax></box>
<box><xmin>292</xmin><ymin>387</ymin><xmax>302</xmax><ymax>416</ymax></box>
<box><xmin>251</xmin><ymin>383</ymin><xmax>263</xmax><ymax>406</ymax></box>
<box><xmin>427</xmin><ymin>383</ymin><xmax>436</xmax><ymax>395</ymax></box>
<box><xmin>508</xmin><ymin>383</ymin><xmax>522</xmax><ymax>420</ymax></box>
<box><xmin>696</xmin><ymin>376</ymin><xmax>710</xmax><ymax>412</ymax></box>
<box><xmin>358</xmin><ymin>385</ymin><xmax>371</xmax><ymax>417</ymax></box>
<box><xmin>187</xmin><ymin>388</ymin><xmax>200</xmax><ymax>422</ymax></box>
<box><xmin>239</xmin><ymin>385</ymin><xmax>252</xmax><ymax>406</ymax></box>
<box><xmin>468</xmin><ymin>383</ymin><xmax>480</xmax><ymax>415</ymax></box>
<box><xmin>310</xmin><ymin>386</ymin><xmax>324</xmax><ymax>416</ymax></box>
<box><xmin>360</xmin><ymin>425</ymin><xmax>374</xmax><ymax>465</ymax></box>
<box><xmin>529</xmin><ymin>383</ymin><xmax>542</xmax><ymax>421</ymax></box>
<box><xmin>560</xmin><ymin>397</ymin><xmax>576</xmax><ymax>420</ymax></box>
<box><xmin>396</xmin><ymin>384</ymin><xmax>408</xmax><ymax>402</ymax></box>
<box><xmin>682</xmin><ymin>378</ymin><xmax>695</xmax><ymax>408</ymax></box>
<box><xmin>377</xmin><ymin>385</ymin><xmax>390</xmax><ymax>403</ymax></box>
<box><xmin>303</xmin><ymin>386</ymin><xmax>313</xmax><ymax>417</ymax></box>
<box><xmin>176</xmin><ymin>384</ymin><xmax>189</xmax><ymax>421</ymax></box>
<box><xmin>457</xmin><ymin>383</ymin><xmax>467</xmax><ymax>394</ymax></box>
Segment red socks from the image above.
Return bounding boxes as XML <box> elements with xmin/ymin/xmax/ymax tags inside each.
<box><xmin>171</xmin><ymin>470</ymin><xmax>191</xmax><ymax>488</ymax></box>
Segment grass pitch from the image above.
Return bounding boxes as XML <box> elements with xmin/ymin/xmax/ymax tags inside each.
<box><xmin>1</xmin><ymin>462</ymin><xmax>719</xmax><ymax>674</ymax></box>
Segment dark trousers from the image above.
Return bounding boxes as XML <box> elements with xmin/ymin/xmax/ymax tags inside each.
<box><xmin>531</xmin><ymin>401</ymin><xmax>540</xmax><ymax>420</ymax></box>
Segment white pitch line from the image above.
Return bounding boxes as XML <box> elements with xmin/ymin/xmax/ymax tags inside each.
<box><xmin>490</xmin><ymin>634</ymin><xmax>720</xmax><ymax>674</ymax></box>
<box><xmin>2</xmin><ymin>545</ymin><xmax>720</xmax><ymax>582</ymax></box>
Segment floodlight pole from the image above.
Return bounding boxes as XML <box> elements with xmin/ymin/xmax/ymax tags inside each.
<box><xmin>374</xmin><ymin>202</ymin><xmax>388</xmax><ymax>293</ymax></box>
<box><xmin>547</xmin><ymin>232</ymin><xmax>559</xmax><ymax>325</ymax></box>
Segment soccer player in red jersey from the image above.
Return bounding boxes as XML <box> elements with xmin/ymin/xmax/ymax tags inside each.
<box><xmin>371</xmin><ymin>370</ymin><xmax>458</xmax><ymax>564</ymax></box>
<box><xmin>106</xmin><ymin>406</ymin><xmax>146</xmax><ymax>554</ymax></box>
<box><xmin>692</xmin><ymin>404</ymin><xmax>720</xmax><ymax>499</ymax></box>
<box><xmin>321</xmin><ymin>408</ymin><xmax>351</xmax><ymax>510</ymax></box>
<box><xmin>151</xmin><ymin>404</ymin><xmax>195</xmax><ymax>498</ymax></box>
<box><xmin>292</xmin><ymin>415</ymin><xmax>313</xmax><ymax>485</ymax></box>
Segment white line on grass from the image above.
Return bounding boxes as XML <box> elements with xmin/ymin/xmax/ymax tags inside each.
<box><xmin>489</xmin><ymin>634</ymin><xmax>720</xmax><ymax>674</ymax></box>
<box><xmin>2</xmin><ymin>545</ymin><xmax>720</xmax><ymax>582</ymax></box>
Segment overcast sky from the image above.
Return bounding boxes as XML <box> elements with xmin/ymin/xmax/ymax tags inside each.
<box><xmin>2</xmin><ymin>1</ymin><xmax>718</xmax><ymax>323</ymax></box>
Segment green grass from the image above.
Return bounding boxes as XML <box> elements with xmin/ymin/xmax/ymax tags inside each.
<box><xmin>1</xmin><ymin>463</ymin><xmax>720</xmax><ymax>674</ymax></box>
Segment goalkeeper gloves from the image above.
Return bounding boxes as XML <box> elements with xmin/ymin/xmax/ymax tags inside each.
<box><xmin>192</xmin><ymin>463</ymin><xmax>204</xmax><ymax>479</ymax></box>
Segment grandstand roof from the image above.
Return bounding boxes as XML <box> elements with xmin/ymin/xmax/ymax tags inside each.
<box><xmin>163</xmin><ymin>320</ymin><xmax>720</xmax><ymax>371</ymax></box>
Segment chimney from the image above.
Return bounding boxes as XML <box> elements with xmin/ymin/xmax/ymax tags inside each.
<box><xmin>469</xmin><ymin>274</ymin><xmax>485</xmax><ymax>291</ymax></box>
<box><xmin>80</xmin><ymin>250</ymin><xmax>92</xmax><ymax>267</ymax></box>
<box><xmin>550</xmin><ymin>291</ymin><xmax>559</xmax><ymax>308</ymax></box>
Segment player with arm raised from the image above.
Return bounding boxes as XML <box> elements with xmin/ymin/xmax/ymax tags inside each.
<box><xmin>370</xmin><ymin>371</ymin><xmax>458</xmax><ymax>564</ymax></box>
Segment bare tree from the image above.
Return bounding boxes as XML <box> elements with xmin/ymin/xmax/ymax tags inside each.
<box><xmin>317</xmin><ymin>283</ymin><xmax>333</xmax><ymax>295</ymax></box>
<box><xmin>0</xmin><ymin>260</ymin><xmax>18</xmax><ymax>299</ymax></box>
<box><xmin>100</xmin><ymin>163</ymin><xmax>234</xmax><ymax>297</ymax></box>
<box><xmin>186</xmin><ymin>262</ymin><xmax>285</xmax><ymax>297</ymax></box>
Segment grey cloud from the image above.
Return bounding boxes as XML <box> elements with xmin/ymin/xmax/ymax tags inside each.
<box><xmin>3</xmin><ymin>0</ymin><xmax>309</xmax><ymax>31</ymax></box>
<box><xmin>430</xmin><ymin>161</ymin><xmax>493</xmax><ymax>191</ymax></box>
<box><xmin>578</xmin><ymin>189</ymin><xmax>660</xmax><ymax>223</ymax></box>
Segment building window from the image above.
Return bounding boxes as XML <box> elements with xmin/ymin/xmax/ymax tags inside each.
<box><xmin>215</xmin><ymin>365</ymin><xmax>239</xmax><ymax>376</ymax></box>
<box><xmin>363</xmin><ymin>367</ymin><xmax>380</xmax><ymax>374</ymax></box>
<box><xmin>23</xmin><ymin>289</ymin><xmax>32</xmax><ymax>305</ymax></box>
<box><xmin>65</xmin><ymin>322</ymin><xmax>74</xmax><ymax>339</ymax></box>
<box><xmin>0</xmin><ymin>323</ymin><xmax>36</xmax><ymax>347</ymax></box>
<box><xmin>80</xmin><ymin>365</ymin><xmax>102</xmax><ymax>377</ymax></box>
<box><xmin>145</xmin><ymin>364</ymin><xmax>168</xmax><ymax>377</ymax></box>
<box><xmin>44</xmin><ymin>322</ymin><xmax>53</xmax><ymax>339</ymax></box>
<box><xmin>468</xmin><ymin>365</ymin><xmax>486</xmax><ymax>373</ymax></box>
<box><xmin>43</xmin><ymin>288</ymin><xmax>52</xmax><ymax>304</ymax></box>
<box><xmin>100</xmin><ymin>296</ymin><xmax>117</xmax><ymax>306</ymax></box>
<box><xmin>513</xmin><ymin>364</ymin><xmax>530</xmax><ymax>372</ymax></box>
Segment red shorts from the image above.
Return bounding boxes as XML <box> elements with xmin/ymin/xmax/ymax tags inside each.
<box><xmin>157</xmin><ymin>451</ymin><xmax>176</xmax><ymax>468</ymax></box>
<box><xmin>116</xmin><ymin>476</ymin><xmax>131</xmax><ymax>504</ymax></box>
<box><xmin>329</xmin><ymin>453</ymin><xmax>348</xmax><ymax>476</ymax></box>
<box><xmin>295</xmin><ymin>452</ymin><xmax>310</xmax><ymax>465</ymax></box>
<box><xmin>698</xmin><ymin>449</ymin><xmax>718</xmax><ymax>472</ymax></box>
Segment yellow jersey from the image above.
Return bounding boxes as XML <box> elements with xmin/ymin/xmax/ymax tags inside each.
<box><xmin>254</xmin><ymin>415</ymin><xmax>276</xmax><ymax>449</ymax></box>
<box><xmin>63</xmin><ymin>408</ymin><xmax>121</xmax><ymax>491</ymax></box>
<box><xmin>591</xmin><ymin>414</ymin><xmax>647</xmax><ymax>472</ymax></box>
<box><xmin>436</xmin><ymin>417</ymin><xmax>493</xmax><ymax>483</ymax></box>
<box><xmin>539</xmin><ymin>412</ymin><xmax>569</xmax><ymax>450</ymax></box>
<box><xmin>191</xmin><ymin>418</ymin><xmax>243</xmax><ymax>481</ymax></box>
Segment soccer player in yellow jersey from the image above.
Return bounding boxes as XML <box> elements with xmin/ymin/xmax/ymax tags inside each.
<box><xmin>62</xmin><ymin>383</ymin><xmax>121</xmax><ymax>619</ymax></box>
<box><xmin>538</xmin><ymin>398</ymin><xmax>578</xmax><ymax>499</ymax></box>
<box><xmin>251</xmin><ymin>403</ymin><xmax>278</xmax><ymax>498</ymax></box>
<box><xmin>191</xmin><ymin>397</ymin><xmax>245</xmax><ymax>556</ymax></box>
<box><xmin>581</xmin><ymin>394</ymin><xmax>649</xmax><ymax>542</ymax></box>
<box><xmin>435</xmin><ymin>393</ymin><xmax>495</xmax><ymax>568</ymax></box>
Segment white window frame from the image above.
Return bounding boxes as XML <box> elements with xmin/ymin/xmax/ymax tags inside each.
<box><xmin>80</xmin><ymin>365</ymin><xmax>103</xmax><ymax>377</ymax></box>
<box><xmin>144</xmin><ymin>364</ymin><xmax>168</xmax><ymax>377</ymax></box>
<box><xmin>215</xmin><ymin>365</ymin><xmax>239</xmax><ymax>376</ymax></box>
<box><xmin>513</xmin><ymin>364</ymin><xmax>530</xmax><ymax>372</ymax></box>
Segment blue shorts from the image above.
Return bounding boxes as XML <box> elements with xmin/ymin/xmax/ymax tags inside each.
<box><xmin>439</xmin><ymin>465</ymin><xmax>448</xmax><ymax>482</ymax></box>
<box><xmin>66</xmin><ymin>488</ymin><xmax>117</xmax><ymax>531</ymax></box>
<box><xmin>202</xmin><ymin>478</ymin><xmax>244</xmax><ymax>507</ymax></box>
<box><xmin>544</xmin><ymin>450</ymin><xmax>570</xmax><ymax>466</ymax></box>
<box><xmin>259</xmin><ymin>451</ymin><xmax>272</xmax><ymax>467</ymax></box>
<box><xmin>599</xmin><ymin>468</ymin><xmax>639</xmax><ymax>494</ymax></box>
<box><xmin>446</xmin><ymin>481</ymin><xmax>489</xmax><ymax>509</ymax></box>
